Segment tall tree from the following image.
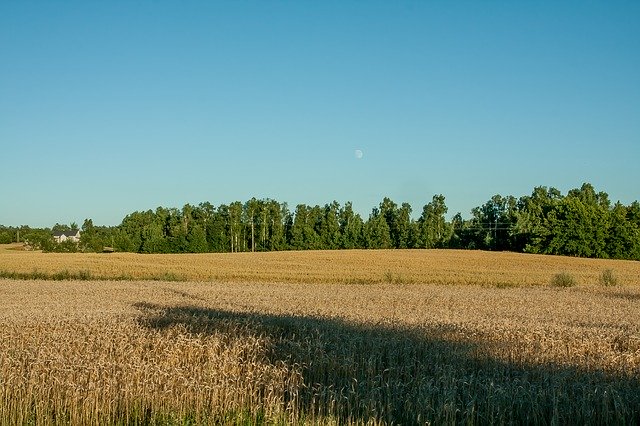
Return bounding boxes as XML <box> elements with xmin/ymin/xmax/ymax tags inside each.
<box><xmin>545</xmin><ymin>186</ymin><xmax>609</xmax><ymax>258</ymax></box>
<box><xmin>290</xmin><ymin>204</ymin><xmax>311</xmax><ymax>250</ymax></box>
<box><xmin>339</xmin><ymin>202</ymin><xmax>364</xmax><ymax>249</ymax></box>
<box><xmin>80</xmin><ymin>218</ymin><xmax>102</xmax><ymax>252</ymax></box>
<box><xmin>186</xmin><ymin>224</ymin><xmax>208</xmax><ymax>253</ymax></box>
<box><xmin>469</xmin><ymin>195</ymin><xmax>516</xmax><ymax>251</ymax></box>
<box><xmin>210</xmin><ymin>204</ymin><xmax>231</xmax><ymax>252</ymax></box>
<box><xmin>142</xmin><ymin>221</ymin><xmax>166</xmax><ymax>253</ymax></box>
<box><xmin>378</xmin><ymin>197</ymin><xmax>399</xmax><ymax>248</ymax></box>
<box><xmin>244</xmin><ymin>198</ymin><xmax>261</xmax><ymax>252</ymax></box>
<box><xmin>395</xmin><ymin>202</ymin><xmax>413</xmax><ymax>249</ymax></box>
<box><xmin>266</xmin><ymin>200</ymin><xmax>287</xmax><ymax>251</ymax></box>
<box><xmin>228</xmin><ymin>202</ymin><xmax>243</xmax><ymax>252</ymax></box>
<box><xmin>319</xmin><ymin>201</ymin><xmax>342</xmax><ymax>250</ymax></box>
<box><xmin>364</xmin><ymin>207</ymin><xmax>392</xmax><ymax>249</ymax></box>
<box><xmin>606</xmin><ymin>202</ymin><xmax>640</xmax><ymax>260</ymax></box>
<box><xmin>513</xmin><ymin>186</ymin><xmax>562</xmax><ymax>254</ymax></box>
<box><xmin>417</xmin><ymin>195</ymin><xmax>449</xmax><ymax>249</ymax></box>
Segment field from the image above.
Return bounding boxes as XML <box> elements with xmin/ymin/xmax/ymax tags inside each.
<box><xmin>1</xmin><ymin>246</ymin><xmax>639</xmax><ymax>424</ymax></box>
<box><xmin>2</xmin><ymin>243</ymin><xmax>640</xmax><ymax>286</ymax></box>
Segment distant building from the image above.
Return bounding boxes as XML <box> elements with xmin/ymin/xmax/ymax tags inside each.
<box><xmin>53</xmin><ymin>230</ymin><xmax>81</xmax><ymax>244</ymax></box>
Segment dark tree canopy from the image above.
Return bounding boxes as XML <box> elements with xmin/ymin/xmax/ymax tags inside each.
<box><xmin>5</xmin><ymin>183</ymin><xmax>639</xmax><ymax>261</ymax></box>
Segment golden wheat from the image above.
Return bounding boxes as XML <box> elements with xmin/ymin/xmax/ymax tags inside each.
<box><xmin>1</xmin><ymin>245</ymin><xmax>639</xmax><ymax>286</ymax></box>
<box><xmin>1</xmin><ymin>276</ymin><xmax>639</xmax><ymax>424</ymax></box>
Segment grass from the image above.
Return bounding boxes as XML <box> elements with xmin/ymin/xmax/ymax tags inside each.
<box><xmin>550</xmin><ymin>271</ymin><xmax>577</xmax><ymax>287</ymax></box>
<box><xmin>599</xmin><ymin>268</ymin><xmax>619</xmax><ymax>286</ymax></box>
<box><xmin>0</xmin><ymin>269</ymin><xmax>185</xmax><ymax>282</ymax></box>
<box><xmin>1</xmin><ymin>279</ymin><xmax>639</xmax><ymax>424</ymax></box>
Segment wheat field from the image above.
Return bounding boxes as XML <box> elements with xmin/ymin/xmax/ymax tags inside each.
<box><xmin>1</xmin><ymin>247</ymin><xmax>639</xmax><ymax>424</ymax></box>
<box><xmin>2</xmin><ymin>244</ymin><xmax>640</xmax><ymax>286</ymax></box>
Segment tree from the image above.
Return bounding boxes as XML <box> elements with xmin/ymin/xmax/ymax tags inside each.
<box><xmin>468</xmin><ymin>195</ymin><xmax>517</xmax><ymax>251</ymax></box>
<box><xmin>228</xmin><ymin>202</ymin><xmax>243</xmax><ymax>252</ymax></box>
<box><xmin>289</xmin><ymin>204</ymin><xmax>308</xmax><ymax>250</ymax></box>
<box><xmin>606</xmin><ymin>202</ymin><xmax>640</xmax><ymax>260</ymax></box>
<box><xmin>244</xmin><ymin>198</ymin><xmax>261</xmax><ymax>252</ymax></box>
<box><xmin>319</xmin><ymin>201</ymin><xmax>342</xmax><ymax>250</ymax></box>
<box><xmin>448</xmin><ymin>213</ymin><xmax>469</xmax><ymax>249</ymax></box>
<box><xmin>199</xmin><ymin>203</ymin><xmax>228</xmax><ymax>252</ymax></box>
<box><xmin>339</xmin><ymin>202</ymin><xmax>364</xmax><ymax>249</ymax></box>
<box><xmin>80</xmin><ymin>218</ymin><xmax>103</xmax><ymax>252</ymax></box>
<box><xmin>22</xmin><ymin>228</ymin><xmax>54</xmax><ymax>251</ymax></box>
<box><xmin>187</xmin><ymin>224</ymin><xmax>208</xmax><ymax>253</ymax></box>
<box><xmin>513</xmin><ymin>186</ymin><xmax>562</xmax><ymax>254</ymax></box>
<box><xmin>142</xmin><ymin>221</ymin><xmax>166</xmax><ymax>254</ymax></box>
<box><xmin>113</xmin><ymin>228</ymin><xmax>135</xmax><ymax>252</ymax></box>
<box><xmin>364</xmin><ymin>207</ymin><xmax>392</xmax><ymax>249</ymax></box>
<box><xmin>395</xmin><ymin>202</ymin><xmax>413</xmax><ymax>249</ymax></box>
<box><xmin>417</xmin><ymin>195</ymin><xmax>449</xmax><ymax>248</ymax></box>
<box><xmin>627</xmin><ymin>201</ymin><xmax>640</xmax><ymax>227</ymax></box>
<box><xmin>378</xmin><ymin>197</ymin><xmax>400</xmax><ymax>248</ymax></box>
<box><xmin>0</xmin><ymin>226</ymin><xmax>14</xmax><ymax>244</ymax></box>
<box><xmin>307</xmin><ymin>205</ymin><xmax>324</xmax><ymax>250</ymax></box>
<box><xmin>546</xmin><ymin>190</ymin><xmax>609</xmax><ymax>258</ymax></box>
<box><xmin>266</xmin><ymin>200</ymin><xmax>287</xmax><ymax>251</ymax></box>
<box><xmin>52</xmin><ymin>223</ymin><xmax>70</xmax><ymax>233</ymax></box>
<box><xmin>258</xmin><ymin>200</ymin><xmax>269</xmax><ymax>251</ymax></box>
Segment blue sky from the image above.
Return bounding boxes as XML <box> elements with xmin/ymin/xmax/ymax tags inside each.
<box><xmin>1</xmin><ymin>1</ymin><xmax>638</xmax><ymax>227</ymax></box>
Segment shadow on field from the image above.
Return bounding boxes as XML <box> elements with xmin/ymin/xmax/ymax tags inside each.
<box><xmin>133</xmin><ymin>302</ymin><xmax>640</xmax><ymax>425</ymax></box>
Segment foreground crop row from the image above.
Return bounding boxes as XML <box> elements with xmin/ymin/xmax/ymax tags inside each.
<box><xmin>1</xmin><ymin>279</ymin><xmax>639</xmax><ymax>424</ymax></box>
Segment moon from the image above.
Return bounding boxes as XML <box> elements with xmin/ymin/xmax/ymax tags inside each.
<box><xmin>354</xmin><ymin>149</ymin><xmax>364</xmax><ymax>159</ymax></box>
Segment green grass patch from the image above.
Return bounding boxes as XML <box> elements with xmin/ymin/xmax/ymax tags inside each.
<box><xmin>0</xmin><ymin>269</ymin><xmax>181</xmax><ymax>282</ymax></box>
<box><xmin>383</xmin><ymin>270</ymin><xmax>411</xmax><ymax>284</ymax></box>
<box><xmin>550</xmin><ymin>272</ymin><xmax>577</xmax><ymax>288</ymax></box>
<box><xmin>599</xmin><ymin>269</ymin><xmax>618</xmax><ymax>287</ymax></box>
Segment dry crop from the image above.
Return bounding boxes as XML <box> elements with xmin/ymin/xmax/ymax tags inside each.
<box><xmin>1</xmin><ymin>244</ymin><xmax>639</xmax><ymax>286</ymax></box>
<box><xmin>1</xmin><ymin>276</ymin><xmax>639</xmax><ymax>424</ymax></box>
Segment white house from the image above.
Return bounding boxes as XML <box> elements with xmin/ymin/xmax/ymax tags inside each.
<box><xmin>53</xmin><ymin>230</ymin><xmax>81</xmax><ymax>243</ymax></box>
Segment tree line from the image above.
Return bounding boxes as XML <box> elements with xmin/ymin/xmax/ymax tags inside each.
<box><xmin>2</xmin><ymin>183</ymin><xmax>639</xmax><ymax>260</ymax></box>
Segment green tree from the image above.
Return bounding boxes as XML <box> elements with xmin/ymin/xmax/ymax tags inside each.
<box><xmin>119</xmin><ymin>210</ymin><xmax>156</xmax><ymax>252</ymax></box>
<box><xmin>627</xmin><ymin>201</ymin><xmax>640</xmax><ymax>227</ymax></box>
<box><xmin>228</xmin><ymin>202</ymin><xmax>243</xmax><ymax>252</ymax></box>
<box><xmin>448</xmin><ymin>213</ymin><xmax>468</xmax><ymax>249</ymax></box>
<box><xmin>22</xmin><ymin>228</ymin><xmax>54</xmax><ymax>251</ymax></box>
<box><xmin>319</xmin><ymin>201</ymin><xmax>342</xmax><ymax>250</ymax></box>
<box><xmin>266</xmin><ymin>200</ymin><xmax>287</xmax><ymax>251</ymax></box>
<box><xmin>606</xmin><ymin>202</ymin><xmax>639</xmax><ymax>259</ymax></box>
<box><xmin>378</xmin><ymin>197</ymin><xmax>400</xmax><ymax>248</ymax></box>
<box><xmin>339</xmin><ymin>202</ymin><xmax>364</xmax><ymax>249</ymax></box>
<box><xmin>417</xmin><ymin>195</ymin><xmax>449</xmax><ymax>248</ymax></box>
<box><xmin>52</xmin><ymin>223</ymin><xmax>70</xmax><ymax>233</ymax></box>
<box><xmin>80</xmin><ymin>218</ymin><xmax>103</xmax><ymax>252</ymax></box>
<box><xmin>546</xmin><ymin>186</ymin><xmax>609</xmax><ymax>258</ymax></box>
<box><xmin>200</xmin><ymin>203</ymin><xmax>228</xmax><ymax>252</ymax></box>
<box><xmin>307</xmin><ymin>205</ymin><xmax>324</xmax><ymax>250</ymax></box>
<box><xmin>142</xmin><ymin>221</ymin><xmax>166</xmax><ymax>254</ymax></box>
<box><xmin>186</xmin><ymin>224</ymin><xmax>208</xmax><ymax>253</ymax></box>
<box><xmin>289</xmin><ymin>204</ymin><xmax>322</xmax><ymax>250</ymax></box>
<box><xmin>244</xmin><ymin>198</ymin><xmax>261</xmax><ymax>252</ymax></box>
<box><xmin>513</xmin><ymin>186</ymin><xmax>562</xmax><ymax>254</ymax></box>
<box><xmin>395</xmin><ymin>202</ymin><xmax>413</xmax><ymax>249</ymax></box>
<box><xmin>364</xmin><ymin>207</ymin><xmax>392</xmax><ymax>249</ymax></box>
<box><xmin>289</xmin><ymin>204</ymin><xmax>308</xmax><ymax>250</ymax></box>
<box><xmin>469</xmin><ymin>194</ymin><xmax>516</xmax><ymax>251</ymax></box>
<box><xmin>0</xmin><ymin>227</ymin><xmax>13</xmax><ymax>244</ymax></box>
